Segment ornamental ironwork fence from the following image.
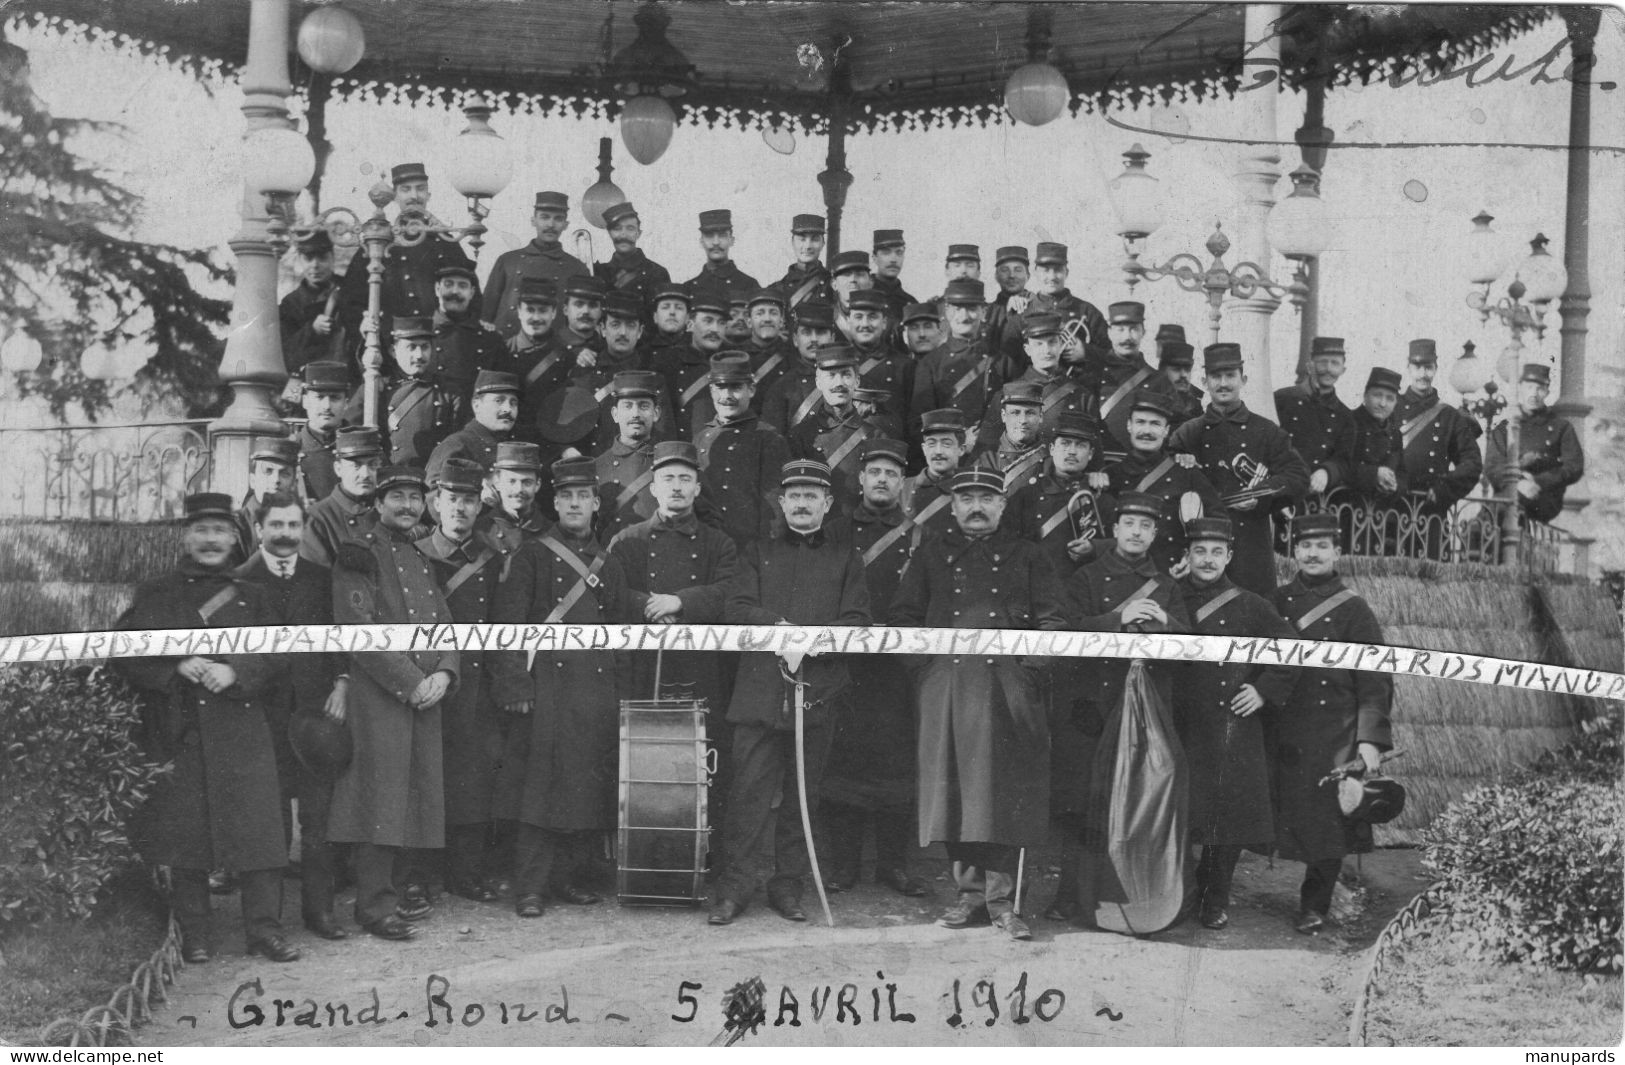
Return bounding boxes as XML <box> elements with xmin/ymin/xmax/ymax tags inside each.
<box><xmin>0</xmin><ymin>421</ymin><xmax>211</xmax><ymax>523</ymax></box>
<box><xmin>1309</xmin><ymin>488</ymin><xmax>1581</xmax><ymax>573</ymax></box>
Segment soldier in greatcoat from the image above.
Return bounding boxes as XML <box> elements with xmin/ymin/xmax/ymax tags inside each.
<box><xmin>981</xmin><ymin>246</ymin><xmax>1032</xmax><ymax>373</ymax></box>
<box><xmin>480</xmin><ymin>441</ymin><xmax>549</xmax><ymax>560</ymax></box>
<box><xmin>900</xmin><ymin>408</ymin><xmax>969</xmax><ymax>539</ymax></box>
<box><xmin>279</xmin><ymin>228</ymin><xmax>344</xmax><ymax>377</ymax></box>
<box><xmin>1104</xmin><ymin>391</ymin><xmax>1224</xmax><ymax>574</ymax></box>
<box><xmin>593</xmin><ymin>370</ymin><xmax>665</xmax><ymax>539</ymax></box>
<box><xmin>414</xmin><ymin>459</ymin><xmax>505</xmax><ymax>904</ymax></box>
<box><xmin>1392</xmin><ymin>339</ymin><xmax>1483</xmax><ymax>533</ymax></box>
<box><xmin>772</xmin><ymin>214</ymin><xmax>834</xmax><ymax>309</ymax></box>
<box><xmin>759</xmin><ymin>300</ymin><xmax>836</xmax><ymax>435</ymax></box>
<box><xmin>233</xmin><ymin>491</ymin><xmax>351</xmax><ymax>941</ymax></box>
<box><xmin>1349</xmin><ymin>367</ymin><xmax>1409</xmax><ymax>507</ymax></box>
<box><xmin>606</xmin><ymin>441</ymin><xmax>742</xmax><ymax>848</ymax></box>
<box><xmin>870</xmin><ymin>229</ymin><xmax>916</xmax><ymax>322</ymax></box>
<box><xmin>231</xmin><ymin>437</ymin><xmax>298</xmax><ymax>565</ymax></box>
<box><xmin>1077</xmin><ymin>300</ymin><xmax>1177</xmax><ymax>461</ymax></box>
<box><xmin>1274</xmin><ymin>336</ymin><xmax>1358</xmax><ymax>502</ymax></box>
<box><xmin>1270</xmin><ymin>512</ymin><xmax>1393</xmax><ymax>933</ymax></box>
<box><xmin>363</xmin><ymin>315</ymin><xmax>462</xmax><ymax>468</ymax></box>
<box><xmin>116</xmin><ymin>493</ymin><xmax>299</xmax><ymax>964</ymax></box>
<box><xmin>594</xmin><ymin>201</ymin><xmax>671</xmax><ymax>314</ymax></box>
<box><xmin>497</xmin><ymin>278</ymin><xmax>571</xmax><ymax>446</ymax></box>
<box><xmin>891</xmin><ymin>467</ymin><xmax>1068</xmax><ymax>941</ymax></box>
<box><xmin>846</xmin><ymin>289</ymin><xmax>913</xmax><ymax>421</ymax></box>
<box><xmin>1156</xmin><ymin>328</ymin><xmax>1205</xmax><ymax>427</ymax></box>
<box><xmin>295</xmin><ymin>361</ymin><xmax>351</xmax><ymax>503</ymax></box>
<box><xmin>425</xmin><ymin>369</ymin><xmax>520</xmax><ymax>491</ymax></box>
<box><xmin>1051</xmin><ymin>492</ymin><xmax>1191</xmax><ymax>923</ymax></box>
<box><xmin>491</xmin><ymin>457</ymin><xmax>634</xmax><ymax>917</ymax></box>
<box><xmin>1485</xmin><ymin>362</ymin><xmax>1584</xmax><ymax>524</ymax></box>
<box><xmin>327</xmin><ymin>466</ymin><xmax>459</xmax><ymax>940</ymax></box>
<box><xmin>686</xmin><ymin>209</ymin><xmax>761</xmax><ymax>305</ymax></box>
<box><xmin>1174</xmin><ymin>516</ymin><xmax>1298</xmax><ymax>930</ymax></box>
<box><xmin>694</xmin><ymin>352</ymin><xmax>792</xmax><ymax>546</ymax></box>
<box><xmin>639</xmin><ymin>282</ymin><xmax>693</xmax><ymax>365</ymax></box>
<box><xmin>739</xmin><ymin>288</ymin><xmax>795</xmax><ymax>405</ymax></box>
<box><xmin>300</xmin><ymin>426</ymin><xmax>383</xmax><ymax>567</ymax></box>
<box><xmin>978</xmin><ymin>312</ymin><xmax>1092</xmax><ymax>448</ymax></box>
<box><xmin>708</xmin><ymin>460</ymin><xmax>872</xmax><ymax>926</ymax></box>
<box><xmin>788</xmin><ymin>345</ymin><xmax>891</xmax><ymax>512</ymax></box>
<box><xmin>822</xmin><ymin>439</ymin><xmax>929</xmax><ymax>898</ymax></box>
<box><xmin>971</xmin><ymin>381</ymin><xmax>1048</xmax><ymax>495</ymax></box>
<box><xmin>1169</xmin><ymin>343</ymin><xmax>1310</xmax><ymax>596</ymax></box>
<box><xmin>1025</xmin><ymin>242</ymin><xmax>1110</xmax><ymax>374</ymax></box>
<box><xmin>652</xmin><ymin>292</ymin><xmax>730</xmax><ymax>435</ymax></box>
<box><xmin>911</xmin><ymin>280</ymin><xmax>1001</xmax><ymax>446</ymax></box>
<box><xmin>482</xmin><ymin>190</ymin><xmax>590</xmax><ymax>339</ymax></box>
<box><xmin>428</xmin><ymin>263</ymin><xmax>506</xmax><ymax>409</ymax></box>
<box><xmin>1007</xmin><ymin>411</ymin><xmax>1115</xmax><ymax>578</ymax></box>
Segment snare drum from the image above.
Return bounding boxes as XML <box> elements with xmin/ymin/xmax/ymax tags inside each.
<box><xmin>617</xmin><ymin>699</ymin><xmax>713</xmax><ymax>906</ymax></box>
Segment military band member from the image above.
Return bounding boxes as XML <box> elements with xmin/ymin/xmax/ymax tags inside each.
<box><xmin>414</xmin><ymin>459</ymin><xmax>505</xmax><ymax>903</ymax></box>
<box><xmin>1105</xmin><ymin>391</ymin><xmax>1223</xmax><ymax>575</ymax></box>
<box><xmin>695</xmin><ymin>353</ymin><xmax>793</xmax><ymax>546</ymax></box>
<box><xmin>593</xmin><ymin>370</ymin><xmax>666</xmax><ymax>538</ymax></box>
<box><xmin>870</xmin><ymin>229</ymin><xmax>915</xmax><ymax>321</ymax></box>
<box><xmin>823</xmin><ymin>438</ymin><xmax>929</xmax><ymax>898</ymax></box>
<box><xmin>928</xmin><ymin>243</ymin><xmax>982</xmax><ymax>322</ymax></box>
<box><xmin>428</xmin><ymin>263</ymin><xmax>505</xmax><ymax>408</ymax></box>
<box><xmin>709</xmin><ymin>460</ymin><xmax>872</xmax><ymax>925</ymax></box>
<box><xmin>279</xmin><ymin>227</ymin><xmax>343</xmax><ymax>377</ymax></box>
<box><xmin>1270</xmin><ymin>513</ymin><xmax>1393</xmax><ymax>934</ymax></box>
<box><xmin>594</xmin><ymin>200</ymin><xmax>671</xmax><ymax>312</ymax></box>
<box><xmin>1082</xmin><ymin>300</ymin><xmax>1177</xmax><ymax>461</ymax></box>
<box><xmin>117</xmin><ymin>493</ymin><xmax>298</xmax><ymax>964</ymax></box>
<box><xmin>295</xmin><ymin>360</ymin><xmax>351</xmax><ymax>503</ymax></box>
<box><xmin>301</xmin><ymin>426</ymin><xmax>384</xmax><ymax>566</ymax></box>
<box><xmin>425</xmin><ymin>369</ymin><xmax>520</xmax><ymax>489</ymax></box>
<box><xmin>760</xmin><ymin>300</ymin><xmax>836</xmax><ymax>434</ymax></box>
<box><xmin>724</xmin><ymin>296</ymin><xmax>754</xmax><ymax>346</ymax></box>
<box><xmin>236</xmin><ymin>492</ymin><xmax>351</xmax><ymax>941</ymax></box>
<box><xmin>1169</xmin><ymin>343</ymin><xmax>1310</xmax><ymax>596</ymax></box>
<box><xmin>1156</xmin><ymin>327</ymin><xmax>1205</xmax><ymax>426</ymax></box>
<box><xmin>653</xmin><ymin>292</ymin><xmax>729</xmax><ymax>434</ymax></box>
<box><xmin>1486</xmin><ymin>362</ymin><xmax>1583</xmax><ymax>524</ymax></box>
<box><xmin>1008</xmin><ymin>411</ymin><xmax>1115</xmax><ymax>577</ymax></box>
<box><xmin>335</xmin><ymin>162</ymin><xmax>477</xmax><ymax>356</ymax></box>
<box><xmin>828</xmin><ymin>249</ymin><xmax>873</xmax><ymax>308</ymax></box>
<box><xmin>901</xmin><ymin>408</ymin><xmax>970</xmax><ymax>538</ymax></box>
<box><xmin>983</xmin><ymin>245</ymin><xmax>1032</xmax><ymax>370</ymax></box>
<box><xmin>1393</xmin><ymin>339</ymin><xmax>1483</xmax><ymax>515</ymax></box>
<box><xmin>556</xmin><ymin>274</ymin><xmax>609</xmax><ymax>360</ymax></box>
<box><xmin>328</xmin><ymin>466</ymin><xmax>459</xmax><ymax>940</ymax></box>
<box><xmin>788</xmin><ymin>344</ymin><xmax>888</xmax><ymax>510</ymax></box>
<box><xmin>979</xmin><ymin>312</ymin><xmax>1091</xmax><ymax>445</ymax></box>
<box><xmin>687</xmin><ymin>209</ymin><xmax>760</xmax><ymax>304</ymax></box>
<box><xmin>1174</xmin><ymin>516</ymin><xmax>1298</xmax><ymax>930</ymax></box>
<box><xmin>1052</xmin><ymin>491</ymin><xmax>1191</xmax><ymax>921</ymax></box>
<box><xmin>606</xmin><ymin>441</ymin><xmax>742</xmax><ymax>838</ymax></box>
<box><xmin>1027</xmin><ymin>242</ymin><xmax>1110</xmax><ymax>372</ymax></box>
<box><xmin>847</xmin><ymin>289</ymin><xmax>913</xmax><ymax>422</ymax></box>
<box><xmin>585</xmin><ymin>292</ymin><xmax>660</xmax><ymax>452</ymax></box>
<box><xmin>480</xmin><ymin>441</ymin><xmax>549</xmax><ymax>559</ymax></box>
<box><xmin>742</xmin><ymin>288</ymin><xmax>795</xmax><ymax>405</ymax></box>
<box><xmin>1274</xmin><ymin>336</ymin><xmax>1358</xmax><ymax>499</ymax></box>
<box><xmin>232</xmin><ymin>437</ymin><xmax>299</xmax><ymax>564</ymax></box>
<box><xmin>492</xmin><ymin>457</ymin><xmax>632</xmax><ymax>918</ymax></box>
<box><xmin>502</xmin><ymin>278</ymin><xmax>570</xmax><ymax>444</ymax></box>
<box><xmin>901</xmin><ymin>301</ymin><xmax>946</xmax><ymax>358</ymax></box>
<box><xmin>640</xmin><ymin>282</ymin><xmax>693</xmax><ymax>363</ymax></box>
<box><xmin>483</xmin><ymin>190</ymin><xmax>591</xmax><ymax>339</ymax></box>
<box><xmin>369</xmin><ymin>315</ymin><xmax>461</xmax><ymax>468</ymax></box>
<box><xmin>972</xmin><ymin>380</ymin><xmax>1048</xmax><ymax>494</ymax></box>
<box><xmin>774</xmin><ymin>214</ymin><xmax>833</xmax><ymax>309</ymax></box>
<box><xmin>891</xmin><ymin>467</ymin><xmax>1067</xmax><ymax>942</ymax></box>
<box><xmin>1350</xmin><ymin>367</ymin><xmax>1408</xmax><ymax>505</ymax></box>
<box><xmin>912</xmin><ymin>279</ymin><xmax>1000</xmax><ymax>439</ymax></box>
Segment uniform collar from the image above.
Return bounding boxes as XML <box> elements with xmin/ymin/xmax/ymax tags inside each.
<box><xmin>434</xmin><ymin>308</ymin><xmax>479</xmax><ymax>332</ymax></box>
<box><xmin>179</xmin><ymin>558</ymin><xmax>233</xmax><ymax>580</ymax></box>
<box><xmin>542</xmin><ymin>520</ymin><xmax>598</xmax><ymax>550</ymax></box>
<box><xmin>853</xmin><ymin>500</ymin><xmax>905</xmax><ymax>526</ymax></box>
<box><xmin>1284</xmin><ymin>570</ymin><xmax>1343</xmax><ymax>597</ymax></box>
<box><xmin>998</xmin><ymin>433</ymin><xmax>1041</xmax><ymax>456</ymax></box>
<box><xmin>702</xmin><ymin>260</ymin><xmax>738</xmax><ymax>276</ymax></box>
<box><xmin>333</xmin><ymin>486</ymin><xmax>371</xmax><ymax>512</ymax></box>
<box><xmin>1310</xmin><ymin>386</ymin><xmax>1346</xmax><ymax>409</ymax></box>
<box><xmin>1354</xmin><ymin>405</ymin><xmax>1392</xmax><ymax>429</ymax></box>
<box><xmin>708</xmin><ymin>411</ymin><xmax>758</xmax><ymax>430</ymax></box>
<box><xmin>781</xmin><ymin>525</ymin><xmax>827</xmax><ymax>547</ymax></box>
<box><xmin>1204</xmin><ymin>402</ymin><xmax>1252</xmax><ymax>426</ymax></box>
<box><xmin>941</xmin><ymin>525</ymin><xmax>1013</xmax><ymax>562</ymax></box>
<box><xmin>609</xmin><ymin>248</ymin><xmax>647</xmax><ymax>266</ymax></box>
<box><xmin>524</xmin><ymin>239</ymin><xmax>568</xmax><ymax>258</ymax></box>
<box><xmin>1180</xmin><ymin>572</ymin><xmax>1234</xmax><ymax>600</ymax></box>
<box><xmin>609</xmin><ymin>438</ymin><xmax>651</xmax><ymax>458</ymax></box>
<box><xmin>652</xmin><ymin>509</ymin><xmax>700</xmax><ymax>536</ymax></box>
<box><xmin>490</xmin><ymin>504</ymin><xmax>544</xmax><ymax>532</ymax></box>
<box><xmin>1042</xmin><ymin>459</ymin><xmax>1088</xmax><ymax>490</ymax></box>
<box><xmin>463</xmin><ymin>420</ymin><xmax>506</xmax><ymax>445</ymax></box>
<box><xmin>301</xmin><ymin>425</ymin><xmax>336</xmax><ymax>447</ymax></box>
<box><xmin>1102</xmin><ymin>548</ymin><xmax>1159</xmax><ymax>578</ymax></box>
<box><xmin>421</xmin><ymin>528</ymin><xmax>480</xmax><ymax>562</ymax></box>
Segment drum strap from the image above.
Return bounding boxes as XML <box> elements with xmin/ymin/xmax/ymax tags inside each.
<box><xmin>1400</xmin><ymin>403</ymin><xmax>1446</xmax><ymax>448</ymax></box>
<box><xmin>824</xmin><ymin>424</ymin><xmax>870</xmax><ymax>472</ymax></box>
<box><xmin>950</xmin><ymin>355</ymin><xmax>993</xmax><ymax>400</ymax></box>
<box><xmin>1100</xmin><ymin>367</ymin><xmax>1153</xmax><ymax>421</ymax></box>
<box><xmin>1295</xmin><ymin>588</ymin><xmax>1355</xmax><ymax>631</ymax></box>
<box><xmin>1195</xmin><ymin>587</ymin><xmax>1243</xmax><ymax>625</ymax></box>
<box><xmin>1112</xmin><ymin>577</ymin><xmax>1161</xmax><ymax>614</ymax></box>
<box><xmin>197</xmin><ymin>584</ymin><xmax>238</xmax><ymax>624</ymax></box>
<box><xmin>753</xmin><ymin>352</ymin><xmax>784</xmax><ymax>383</ymax></box>
<box><xmin>792</xmin><ymin>389</ymin><xmax>823</xmax><ymax>426</ymax></box>
<box><xmin>1135</xmin><ymin>457</ymin><xmax>1176</xmax><ymax>493</ymax></box>
<box><xmin>538</xmin><ymin>534</ymin><xmax>607</xmax><ymax>624</ymax></box>
<box><xmin>523</xmin><ymin>350</ymin><xmax>562</xmax><ymax>389</ymax></box>
<box><xmin>680</xmin><ymin>372</ymin><xmax>711</xmax><ymax>408</ymax></box>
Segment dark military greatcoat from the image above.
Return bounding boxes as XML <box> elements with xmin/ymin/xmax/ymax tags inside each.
<box><xmin>297</xmin><ymin>425</ymin><xmax>340</xmax><ymax>505</ymax></box>
<box><xmin>971</xmin><ymin>436</ymin><xmax>1047</xmax><ymax>497</ymax></box>
<box><xmin>695</xmin><ymin>412</ymin><xmax>792</xmax><ymax>546</ymax></box>
<box><xmin>898</xmin><ymin>469</ymin><xmax>959</xmax><ymax>542</ymax></box>
<box><xmin>593</xmin><ymin>439</ymin><xmax>658</xmax><ymax>539</ymax></box>
<box><xmin>871</xmin><ymin>274</ymin><xmax>916</xmax><ymax>323</ymax></box>
<box><xmin>327</xmin><ymin>527</ymin><xmax>460</xmax><ymax>849</ymax></box>
<box><xmin>596</xmin><ymin>248</ymin><xmax>672</xmax><ymax>314</ymax></box>
<box><xmin>300</xmin><ymin>487</ymin><xmax>378</xmax><ymax>567</ymax></box>
<box><xmin>1348</xmin><ymin>406</ymin><xmax>1408</xmax><ymax>502</ymax></box>
<box><xmin>1274</xmin><ymin>384</ymin><xmax>1357</xmax><ymax>489</ymax></box>
<box><xmin>431</xmin><ymin>311</ymin><xmax>507</xmax><ymax>409</ymax></box>
<box><xmin>854</xmin><ymin>343</ymin><xmax>915</xmax><ymax>428</ymax></box>
<box><xmin>1175</xmin><ymin>574</ymin><xmax>1297</xmax><ymax>846</ymax></box>
<box><xmin>1078</xmin><ymin>353</ymin><xmax>1177</xmax><ymax>459</ymax></box>
<box><xmin>1008</xmin><ymin>459</ymin><xmax>1118</xmax><ymax>578</ymax></box>
<box><xmin>279</xmin><ymin>279</ymin><xmax>343</xmax><ymax>377</ymax></box>
<box><xmin>1485</xmin><ymin>406</ymin><xmax>1583</xmax><ymax>523</ymax></box>
<box><xmin>478</xmin><ymin>504</ymin><xmax>547</xmax><ymax>567</ymax></box>
<box><xmin>1026</xmin><ymin>290</ymin><xmax>1111</xmax><ymax>372</ymax></box>
<box><xmin>498</xmin><ymin>334</ymin><xmax>573</xmax><ymax>446</ymax></box>
<box><xmin>1393</xmin><ymin>389</ymin><xmax>1482</xmax><ymax>510</ymax></box>
<box><xmin>366</xmin><ymin>372</ymin><xmax>461</xmax><ymax>468</ymax></box>
<box><xmin>789</xmin><ymin>400</ymin><xmax>896</xmax><ymax>511</ymax></box>
<box><xmin>1269</xmin><ymin>573</ymin><xmax>1392</xmax><ymax>863</ymax></box>
<box><xmin>1170</xmin><ymin>404</ymin><xmax>1311</xmax><ymax>596</ymax></box>
<box><xmin>911</xmin><ymin>337</ymin><xmax>1003</xmax><ymax>435</ymax></box>
<box><xmin>759</xmin><ymin>360</ymin><xmax>819</xmax><ymax>435</ymax></box>
<box><xmin>484</xmin><ymin>240</ymin><xmax>590</xmax><ymax>339</ymax></box>
<box><xmin>686</xmin><ymin>260</ymin><xmax>761</xmax><ymax>305</ymax></box>
<box><xmin>116</xmin><ymin>561</ymin><xmax>286</xmax><ymax>872</ymax></box>
<box><xmin>773</xmin><ymin>262</ymin><xmax>834</xmax><ymax>309</ymax></box>
<box><xmin>426</xmin><ymin>420</ymin><xmax>509</xmax><ymax>487</ymax></box>
<box><xmin>891</xmin><ymin>526</ymin><xmax>1067</xmax><ymax>847</ymax></box>
<box><xmin>335</xmin><ymin>232</ymin><xmax>475</xmax><ymax>357</ymax></box>
<box><xmin>979</xmin><ymin>368</ymin><xmax>1092</xmax><ymax>444</ymax></box>
<box><xmin>490</xmin><ymin>525</ymin><xmax>633</xmax><ymax>830</ymax></box>
<box><xmin>650</xmin><ymin>343</ymin><xmax>721</xmax><ymax>437</ymax></box>
<box><xmin>1104</xmin><ymin>448</ymin><xmax>1224</xmax><ymax>574</ymax></box>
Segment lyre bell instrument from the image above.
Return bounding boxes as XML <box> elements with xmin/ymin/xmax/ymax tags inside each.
<box><xmin>1221</xmin><ymin>452</ymin><xmax>1273</xmax><ymax>506</ymax></box>
<box><xmin>1069</xmin><ymin>487</ymin><xmax>1103</xmax><ymax>541</ymax></box>
<box><xmin>1059</xmin><ymin>314</ymin><xmax>1090</xmax><ymax>350</ymax></box>
<box><xmin>571</xmin><ymin>227</ymin><xmax>597</xmax><ymax>266</ymax></box>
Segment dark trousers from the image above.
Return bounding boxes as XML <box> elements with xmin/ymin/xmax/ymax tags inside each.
<box><xmin>295</xmin><ymin>766</ymin><xmax>336</xmax><ymax>919</ymax></box>
<box><xmin>447</xmin><ymin>823</ymin><xmax>490</xmax><ymax>884</ymax></box>
<box><xmin>173</xmin><ymin>867</ymin><xmax>283</xmax><ymax>945</ymax></box>
<box><xmin>715</xmin><ymin>720</ymin><xmax>832</xmax><ymax>905</ymax></box>
<box><xmin>820</xmin><ymin>799</ymin><xmax>915</xmax><ymax>879</ymax></box>
<box><xmin>1195</xmin><ymin>844</ymin><xmax>1243</xmax><ymax>911</ymax></box>
<box><xmin>352</xmin><ymin>842</ymin><xmax>400</xmax><ymax>926</ymax></box>
<box><xmin>944</xmin><ymin>841</ymin><xmax>1019</xmax><ymax>918</ymax></box>
<box><xmin>514</xmin><ymin>824</ymin><xmax>591</xmax><ymax>898</ymax></box>
<box><xmin>1301</xmin><ymin>857</ymin><xmax>1343</xmax><ymax>916</ymax></box>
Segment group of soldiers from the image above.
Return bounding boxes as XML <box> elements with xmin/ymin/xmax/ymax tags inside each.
<box><xmin>114</xmin><ymin>161</ymin><xmax>1584</xmax><ymax>960</ymax></box>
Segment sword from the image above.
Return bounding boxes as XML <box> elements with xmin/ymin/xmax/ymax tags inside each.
<box><xmin>782</xmin><ymin>661</ymin><xmax>834</xmax><ymax>927</ymax></box>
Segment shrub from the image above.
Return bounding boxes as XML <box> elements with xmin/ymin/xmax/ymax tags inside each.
<box><xmin>1422</xmin><ymin>715</ymin><xmax>1624</xmax><ymax>974</ymax></box>
<box><xmin>0</xmin><ymin>664</ymin><xmax>169</xmax><ymax>926</ymax></box>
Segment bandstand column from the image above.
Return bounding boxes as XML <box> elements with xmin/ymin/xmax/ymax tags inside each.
<box><xmin>1229</xmin><ymin>3</ymin><xmax>1283</xmax><ymax>413</ymax></box>
<box><xmin>1554</xmin><ymin>5</ymin><xmax>1596</xmax><ymax>517</ymax></box>
<box><xmin>210</xmin><ymin>0</ymin><xmax>293</xmax><ymax>503</ymax></box>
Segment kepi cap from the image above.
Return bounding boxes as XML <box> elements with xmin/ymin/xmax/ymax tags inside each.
<box><xmin>945</xmin><ymin>243</ymin><xmax>981</xmax><ymax>263</ymax></box>
<box><xmin>1116</xmin><ymin>491</ymin><xmax>1164</xmax><ymax>521</ymax></box>
<box><xmin>435</xmin><ymin>263</ymin><xmax>478</xmax><ymax>285</ymax></box>
<box><xmin>1521</xmin><ymin>363</ymin><xmax>1551</xmax><ymax>386</ymax></box>
<box><xmin>182</xmin><ymin>492</ymin><xmax>235</xmax><ymax>525</ymax></box>
<box><xmin>1203</xmin><ymin>342</ymin><xmax>1244</xmax><ymax>373</ymax></box>
<box><xmin>1407</xmin><ymin>339</ymin><xmax>1437</xmax><ymax>365</ymax></box>
<box><xmin>1185</xmin><ymin>515</ymin><xmax>1234</xmax><ymax>543</ymax></box>
<box><xmin>376</xmin><ymin>465</ymin><xmax>428</xmax><ymax>494</ymax></box>
<box><xmin>901</xmin><ymin>301</ymin><xmax>941</xmax><ymax>324</ymax></box>
<box><xmin>1310</xmin><ymin>336</ymin><xmax>1346</xmax><ymax>358</ymax></box>
<box><xmin>601</xmin><ymin>201</ymin><xmax>639</xmax><ymax>228</ymax></box>
<box><xmin>793</xmin><ymin>301</ymin><xmax>835</xmax><ymax>329</ymax></box>
<box><xmin>708</xmin><ymin>352</ymin><xmax>754</xmax><ymax>384</ymax></box>
<box><xmin>872</xmin><ymin>229</ymin><xmax>905</xmax><ymax>250</ymax></box>
<box><xmin>1291</xmin><ymin>512</ymin><xmax>1340</xmax><ymax>543</ymax></box>
<box><xmin>815</xmin><ymin>344</ymin><xmax>859</xmax><ymax>371</ymax></box>
<box><xmin>1034</xmin><ymin>241</ymin><xmax>1068</xmax><ymax>266</ymax></box>
<box><xmin>533</xmin><ymin>191</ymin><xmax>569</xmax><ymax>212</ymax></box>
<box><xmin>791</xmin><ymin>213</ymin><xmax>826</xmax><ymax>235</ymax></box>
<box><xmin>780</xmin><ymin>459</ymin><xmax>832</xmax><ymax>488</ymax></box>
<box><xmin>949</xmin><ymin>468</ymin><xmax>1005</xmax><ymax>494</ymax></box>
<box><xmin>698</xmin><ymin>208</ymin><xmax>733</xmax><ymax>232</ymax></box>
<box><xmin>492</xmin><ymin>440</ymin><xmax>543</xmax><ymax>472</ymax></box>
<box><xmin>1022</xmin><ymin>312</ymin><xmax>1062</xmax><ymax>339</ymax></box>
<box><xmin>474</xmin><ymin>369</ymin><xmax>521</xmax><ymax>396</ymax></box>
<box><xmin>390</xmin><ymin>162</ymin><xmax>428</xmax><ymax>186</ymax></box>
<box><xmin>846</xmin><ymin>290</ymin><xmax>888</xmax><ymax>313</ymax></box>
<box><xmin>860</xmin><ymin>437</ymin><xmax>909</xmax><ymax>468</ymax></box>
<box><xmin>250</xmin><ymin>437</ymin><xmax>300</xmax><ymax>467</ymax></box>
<box><xmin>435</xmin><ymin>457</ymin><xmax>486</xmax><ymax>495</ymax></box>
<box><xmin>391</xmin><ymin>315</ymin><xmax>434</xmax><ymax>340</ymax></box>
<box><xmin>1108</xmin><ymin>300</ymin><xmax>1145</xmax><ymax>325</ymax></box>
<box><xmin>302</xmin><ymin>360</ymin><xmax>351</xmax><ymax>394</ymax></box>
<box><xmin>1128</xmin><ymin>390</ymin><xmax>1176</xmax><ymax>421</ymax></box>
<box><xmin>651</xmin><ymin>439</ymin><xmax>701</xmax><ymax>472</ymax></box>
<box><xmin>602</xmin><ymin>291</ymin><xmax>643</xmax><ymax>321</ymax></box>
<box><xmin>994</xmin><ymin>245</ymin><xmax>1029</xmax><ymax>266</ymax></box>
<box><xmin>829</xmin><ymin>250</ymin><xmax>871</xmax><ymax>276</ymax></box>
<box><xmin>516</xmin><ymin>277</ymin><xmax>558</xmax><ymax>306</ymax></box>
<box><xmin>1000</xmin><ymin>381</ymin><xmax>1044</xmax><ymax>407</ymax></box>
<box><xmin>1050</xmin><ymin>411</ymin><xmax>1099</xmax><ymax>442</ymax></box>
<box><xmin>1365</xmin><ymin>367</ymin><xmax>1402</xmax><ymax>394</ymax></box>
<box><xmin>1158</xmin><ymin>341</ymin><xmax>1195</xmax><ymax>368</ymax></box>
<box><xmin>612</xmin><ymin>369</ymin><xmax>664</xmax><ymax>400</ymax></box>
<box><xmin>920</xmin><ymin>408</ymin><xmax>968</xmax><ymax>437</ymax></box>
<box><xmin>335</xmin><ymin>426</ymin><xmax>384</xmax><ymax>460</ymax></box>
<box><xmin>941</xmin><ymin>278</ymin><xmax>986</xmax><ymax>305</ymax></box>
<box><xmin>550</xmin><ymin>456</ymin><xmax>597</xmax><ymax>489</ymax></box>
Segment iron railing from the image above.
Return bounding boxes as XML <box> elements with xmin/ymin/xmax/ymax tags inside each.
<box><xmin>0</xmin><ymin>421</ymin><xmax>211</xmax><ymax>523</ymax></box>
<box><xmin>1310</xmin><ymin>489</ymin><xmax>1579</xmax><ymax>573</ymax></box>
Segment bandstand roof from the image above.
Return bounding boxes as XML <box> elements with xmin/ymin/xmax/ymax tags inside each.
<box><xmin>10</xmin><ymin>1</ymin><xmax>1554</xmax><ymax>131</ymax></box>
